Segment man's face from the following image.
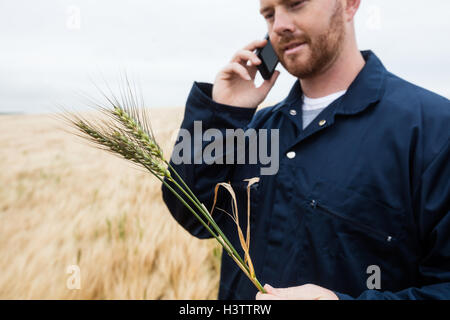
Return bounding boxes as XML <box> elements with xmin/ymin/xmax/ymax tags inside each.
<box><xmin>259</xmin><ymin>0</ymin><xmax>346</xmax><ymax>79</ymax></box>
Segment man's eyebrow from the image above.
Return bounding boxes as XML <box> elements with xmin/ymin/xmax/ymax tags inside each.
<box><xmin>259</xmin><ymin>6</ymin><xmax>272</xmax><ymax>15</ymax></box>
<box><xmin>260</xmin><ymin>0</ymin><xmax>289</xmax><ymax>15</ymax></box>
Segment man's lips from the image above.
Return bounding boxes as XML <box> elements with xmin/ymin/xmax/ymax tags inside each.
<box><xmin>282</xmin><ymin>42</ymin><xmax>307</xmax><ymax>55</ymax></box>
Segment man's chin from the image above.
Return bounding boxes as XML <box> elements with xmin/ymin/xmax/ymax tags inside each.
<box><xmin>283</xmin><ymin>59</ymin><xmax>315</xmax><ymax>78</ymax></box>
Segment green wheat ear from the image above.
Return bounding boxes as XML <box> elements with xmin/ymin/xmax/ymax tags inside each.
<box><xmin>61</xmin><ymin>75</ymin><xmax>266</xmax><ymax>294</ymax></box>
<box><xmin>63</xmin><ymin>75</ymin><xmax>171</xmax><ymax>179</ymax></box>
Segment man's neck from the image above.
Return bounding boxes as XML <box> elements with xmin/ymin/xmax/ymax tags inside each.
<box><xmin>300</xmin><ymin>48</ymin><xmax>365</xmax><ymax>98</ymax></box>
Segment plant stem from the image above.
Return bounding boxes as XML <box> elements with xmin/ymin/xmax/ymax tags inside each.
<box><xmin>164</xmin><ymin>164</ymin><xmax>266</xmax><ymax>293</ymax></box>
<box><xmin>155</xmin><ymin>175</ymin><xmax>217</xmax><ymax>239</ymax></box>
<box><xmin>166</xmin><ymin>162</ymin><xmax>204</xmax><ymax>208</ymax></box>
<box><xmin>253</xmin><ymin>277</ymin><xmax>266</xmax><ymax>293</ymax></box>
<box><xmin>168</xmin><ymin>177</ymin><xmax>248</xmax><ymax>270</ymax></box>
<box><xmin>166</xmin><ymin>163</ymin><xmax>245</xmax><ymax>264</ymax></box>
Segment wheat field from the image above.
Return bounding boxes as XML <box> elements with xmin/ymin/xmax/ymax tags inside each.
<box><xmin>0</xmin><ymin>107</ymin><xmax>222</xmax><ymax>299</ymax></box>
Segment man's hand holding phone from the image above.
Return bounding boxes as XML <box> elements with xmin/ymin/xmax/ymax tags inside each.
<box><xmin>212</xmin><ymin>38</ymin><xmax>280</xmax><ymax>109</ymax></box>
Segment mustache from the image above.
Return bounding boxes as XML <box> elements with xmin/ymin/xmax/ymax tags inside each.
<box><xmin>277</xmin><ymin>36</ymin><xmax>310</xmax><ymax>48</ymax></box>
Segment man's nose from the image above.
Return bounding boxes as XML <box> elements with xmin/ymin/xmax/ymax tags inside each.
<box><xmin>272</xmin><ymin>10</ymin><xmax>296</xmax><ymax>35</ymax></box>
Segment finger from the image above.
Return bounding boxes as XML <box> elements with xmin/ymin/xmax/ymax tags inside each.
<box><xmin>255</xmin><ymin>292</ymin><xmax>282</xmax><ymax>300</ymax></box>
<box><xmin>248</xmin><ymin>65</ymin><xmax>258</xmax><ymax>79</ymax></box>
<box><xmin>258</xmin><ymin>70</ymin><xmax>280</xmax><ymax>92</ymax></box>
<box><xmin>222</xmin><ymin>62</ymin><xmax>252</xmax><ymax>81</ymax></box>
<box><xmin>264</xmin><ymin>284</ymin><xmax>278</xmax><ymax>295</ymax></box>
<box><xmin>243</xmin><ymin>39</ymin><xmax>268</xmax><ymax>52</ymax></box>
<box><xmin>270</xmin><ymin>285</ymin><xmax>312</xmax><ymax>300</ymax></box>
<box><xmin>269</xmin><ymin>288</ymin><xmax>296</xmax><ymax>299</ymax></box>
<box><xmin>231</xmin><ymin>50</ymin><xmax>261</xmax><ymax>66</ymax></box>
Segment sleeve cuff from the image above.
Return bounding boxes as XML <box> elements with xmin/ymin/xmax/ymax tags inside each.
<box><xmin>187</xmin><ymin>82</ymin><xmax>257</xmax><ymax>124</ymax></box>
<box><xmin>334</xmin><ymin>291</ymin><xmax>355</xmax><ymax>300</ymax></box>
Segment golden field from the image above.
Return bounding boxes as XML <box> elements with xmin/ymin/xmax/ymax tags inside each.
<box><xmin>0</xmin><ymin>108</ymin><xmax>222</xmax><ymax>299</ymax></box>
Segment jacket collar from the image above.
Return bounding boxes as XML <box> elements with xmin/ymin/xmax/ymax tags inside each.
<box><xmin>272</xmin><ymin>50</ymin><xmax>387</xmax><ymax>115</ymax></box>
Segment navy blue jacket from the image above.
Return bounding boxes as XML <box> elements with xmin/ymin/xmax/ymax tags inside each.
<box><xmin>162</xmin><ymin>51</ymin><xmax>450</xmax><ymax>299</ymax></box>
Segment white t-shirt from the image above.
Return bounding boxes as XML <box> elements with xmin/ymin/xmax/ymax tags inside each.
<box><xmin>302</xmin><ymin>90</ymin><xmax>347</xmax><ymax>129</ymax></box>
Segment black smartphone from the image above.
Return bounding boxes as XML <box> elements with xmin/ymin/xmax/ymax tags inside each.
<box><xmin>255</xmin><ymin>34</ymin><xmax>279</xmax><ymax>80</ymax></box>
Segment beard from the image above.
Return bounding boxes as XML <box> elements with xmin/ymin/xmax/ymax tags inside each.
<box><xmin>276</xmin><ymin>1</ymin><xmax>346</xmax><ymax>79</ymax></box>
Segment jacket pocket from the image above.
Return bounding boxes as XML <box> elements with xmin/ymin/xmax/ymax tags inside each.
<box><xmin>309</xmin><ymin>199</ymin><xmax>395</xmax><ymax>244</ymax></box>
<box><xmin>309</xmin><ymin>180</ymin><xmax>405</xmax><ymax>242</ymax></box>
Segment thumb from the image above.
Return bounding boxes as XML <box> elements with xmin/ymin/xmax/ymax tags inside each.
<box><xmin>263</xmin><ymin>284</ymin><xmax>279</xmax><ymax>295</ymax></box>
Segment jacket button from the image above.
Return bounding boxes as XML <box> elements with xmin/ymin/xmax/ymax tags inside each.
<box><xmin>310</xmin><ymin>200</ymin><xmax>317</xmax><ymax>208</ymax></box>
<box><xmin>286</xmin><ymin>151</ymin><xmax>296</xmax><ymax>159</ymax></box>
<box><xmin>319</xmin><ymin>119</ymin><xmax>327</xmax><ymax>126</ymax></box>
<box><xmin>289</xmin><ymin>109</ymin><xmax>297</xmax><ymax>116</ymax></box>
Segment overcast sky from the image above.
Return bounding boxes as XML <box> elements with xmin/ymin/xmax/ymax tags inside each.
<box><xmin>0</xmin><ymin>0</ymin><xmax>449</xmax><ymax>114</ymax></box>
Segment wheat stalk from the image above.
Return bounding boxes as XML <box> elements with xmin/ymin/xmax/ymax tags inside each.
<box><xmin>61</xmin><ymin>77</ymin><xmax>266</xmax><ymax>294</ymax></box>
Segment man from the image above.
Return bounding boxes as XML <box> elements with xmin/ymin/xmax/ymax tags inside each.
<box><xmin>162</xmin><ymin>0</ymin><xmax>450</xmax><ymax>300</ymax></box>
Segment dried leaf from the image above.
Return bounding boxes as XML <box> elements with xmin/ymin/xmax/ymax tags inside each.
<box><xmin>211</xmin><ymin>179</ymin><xmax>261</xmax><ymax>278</ymax></box>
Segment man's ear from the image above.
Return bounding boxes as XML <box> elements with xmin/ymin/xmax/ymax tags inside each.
<box><xmin>343</xmin><ymin>0</ymin><xmax>361</xmax><ymax>22</ymax></box>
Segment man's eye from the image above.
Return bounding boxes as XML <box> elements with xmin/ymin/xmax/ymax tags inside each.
<box><xmin>265</xmin><ymin>13</ymin><xmax>274</xmax><ymax>20</ymax></box>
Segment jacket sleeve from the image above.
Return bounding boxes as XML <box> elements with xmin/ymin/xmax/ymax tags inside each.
<box><xmin>161</xmin><ymin>82</ymin><xmax>257</xmax><ymax>239</ymax></box>
<box><xmin>335</xmin><ymin>138</ymin><xmax>450</xmax><ymax>300</ymax></box>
